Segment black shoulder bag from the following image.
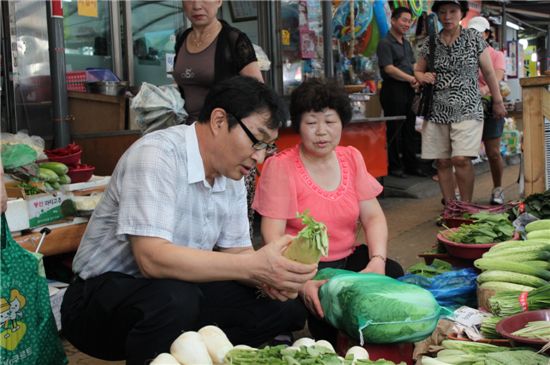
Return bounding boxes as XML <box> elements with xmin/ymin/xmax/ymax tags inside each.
<box><xmin>412</xmin><ymin>21</ymin><xmax>436</xmax><ymax>118</ymax></box>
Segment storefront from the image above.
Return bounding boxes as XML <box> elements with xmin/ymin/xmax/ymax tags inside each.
<box><xmin>1</xmin><ymin>1</ymin><xmax>548</xmax><ymax>177</ymax></box>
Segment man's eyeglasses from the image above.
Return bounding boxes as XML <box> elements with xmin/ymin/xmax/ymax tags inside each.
<box><xmin>233</xmin><ymin>116</ymin><xmax>277</xmax><ymax>155</ymax></box>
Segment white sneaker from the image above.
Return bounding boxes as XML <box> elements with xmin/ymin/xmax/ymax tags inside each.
<box><xmin>490</xmin><ymin>187</ymin><xmax>504</xmax><ymax>205</ymax></box>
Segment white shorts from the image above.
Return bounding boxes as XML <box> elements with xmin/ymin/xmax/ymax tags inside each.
<box><xmin>421</xmin><ymin>119</ymin><xmax>483</xmax><ymax>160</ymax></box>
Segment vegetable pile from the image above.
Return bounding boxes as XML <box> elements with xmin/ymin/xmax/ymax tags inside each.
<box><xmin>421</xmin><ymin>339</ymin><xmax>549</xmax><ymax>365</ymax></box>
<box><xmin>443</xmin><ymin>213</ymin><xmax>514</xmax><ymax>244</ymax></box>
<box><xmin>152</xmin><ymin>325</ymin><xmax>404</xmax><ymax>365</ymax></box>
<box><xmin>474</xmin><ymin>219</ymin><xmax>550</xmax><ymax>294</ymax></box>
<box><xmin>284</xmin><ymin>211</ymin><xmax>329</xmax><ymax>264</ymax></box>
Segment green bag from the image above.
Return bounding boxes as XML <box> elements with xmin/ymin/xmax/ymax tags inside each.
<box><xmin>0</xmin><ymin>214</ymin><xmax>67</xmax><ymax>364</ymax></box>
<box><xmin>316</xmin><ymin>268</ymin><xmax>451</xmax><ymax>345</ymax></box>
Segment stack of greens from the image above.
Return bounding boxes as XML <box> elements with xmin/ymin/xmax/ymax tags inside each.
<box><xmin>512</xmin><ymin>321</ymin><xmax>550</xmax><ymax>341</ymax></box>
<box><xmin>512</xmin><ymin>189</ymin><xmax>550</xmax><ymax>219</ymax></box>
<box><xmin>421</xmin><ymin>340</ymin><xmax>549</xmax><ymax>365</ymax></box>
<box><xmin>405</xmin><ymin>259</ymin><xmax>452</xmax><ymax>278</ymax></box>
<box><xmin>488</xmin><ymin>285</ymin><xmax>550</xmax><ymax>317</ymax></box>
<box><xmin>443</xmin><ymin>212</ymin><xmax>514</xmax><ymax>244</ymax></box>
<box><xmin>224</xmin><ymin>344</ymin><xmax>405</xmax><ymax>365</ymax></box>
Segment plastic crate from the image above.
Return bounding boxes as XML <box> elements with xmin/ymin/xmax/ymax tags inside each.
<box><xmin>66</xmin><ymin>71</ymin><xmax>87</xmax><ymax>92</ymax></box>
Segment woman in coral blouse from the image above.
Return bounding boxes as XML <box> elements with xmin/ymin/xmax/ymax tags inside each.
<box><xmin>253</xmin><ymin>78</ymin><xmax>404</xmax><ymax>343</ymax></box>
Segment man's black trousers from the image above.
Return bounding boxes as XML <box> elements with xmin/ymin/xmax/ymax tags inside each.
<box><xmin>380</xmin><ymin>80</ymin><xmax>419</xmax><ymax>173</ymax></box>
<box><xmin>61</xmin><ymin>272</ymin><xmax>307</xmax><ymax>365</ymax></box>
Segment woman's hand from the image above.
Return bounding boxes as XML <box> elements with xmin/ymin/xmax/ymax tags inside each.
<box><xmin>301</xmin><ymin>279</ymin><xmax>328</xmax><ymax>318</ymax></box>
<box><xmin>492</xmin><ymin>99</ymin><xmax>507</xmax><ymax>119</ymax></box>
<box><xmin>360</xmin><ymin>257</ymin><xmax>386</xmax><ymax>275</ymax></box>
<box><xmin>417</xmin><ymin>72</ymin><xmax>436</xmax><ymax>85</ymax></box>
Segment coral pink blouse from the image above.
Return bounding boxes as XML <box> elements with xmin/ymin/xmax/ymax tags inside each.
<box><xmin>253</xmin><ymin>144</ymin><xmax>383</xmax><ymax>261</ymax></box>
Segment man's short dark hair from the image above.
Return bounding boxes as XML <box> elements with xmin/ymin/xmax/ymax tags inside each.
<box><xmin>289</xmin><ymin>78</ymin><xmax>352</xmax><ymax>132</ymax></box>
<box><xmin>198</xmin><ymin>76</ymin><xmax>287</xmax><ymax>130</ymax></box>
<box><xmin>392</xmin><ymin>7</ymin><xmax>412</xmax><ymax>20</ymax></box>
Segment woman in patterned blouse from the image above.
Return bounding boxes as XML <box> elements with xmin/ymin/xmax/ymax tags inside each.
<box><xmin>414</xmin><ymin>0</ymin><xmax>506</xmax><ymax>204</ymax></box>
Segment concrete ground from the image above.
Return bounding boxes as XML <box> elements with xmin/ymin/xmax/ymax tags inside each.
<box><xmin>63</xmin><ymin>161</ymin><xmax>521</xmax><ymax>364</ymax></box>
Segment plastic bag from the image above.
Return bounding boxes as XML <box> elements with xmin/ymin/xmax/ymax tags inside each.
<box><xmin>0</xmin><ymin>214</ymin><xmax>68</xmax><ymax>364</ymax></box>
<box><xmin>253</xmin><ymin>44</ymin><xmax>271</xmax><ymax>71</ymax></box>
<box><xmin>1</xmin><ymin>144</ymin><xmax>37</xmax><ymax>170</ymax></box>
<box><xmin>130</xmin><ymin>82</ymin><xmax>187</xmax><ymax>134</ymax></box>
<box><xmin>398</xmin><ymin>268</ymin><xmax>478</xmax><ymax>309</ymax></box>
<box><xmin>1</xmin><ymin>131</ymin><xmax>46</xmax><ymax>160</ymax></box>
<box><xmin>315</xmin><ymin>268</ymin><xmax>450</xmax><ymax>345</ymax></box>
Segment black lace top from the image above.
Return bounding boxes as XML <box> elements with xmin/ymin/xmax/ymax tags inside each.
<box><xmin>174</xmin><ymin>20</ymin><xmax>257</xmax><ymax>101</ymax></box>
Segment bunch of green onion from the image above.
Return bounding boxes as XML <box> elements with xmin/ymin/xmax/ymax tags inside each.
<box><xmin>489</xmin><ymin>285</ymin><xmax>550</xmax><ymax>317</ymax></box>
<box><xmin>512</xmin><ymin>321</ymin><xmax>550</xmax><ymax>341</ymax></box>
<box><xmin>480</xmin><ymin>316</ymin><xmax>503</xmax><ymax>339</ymax></box>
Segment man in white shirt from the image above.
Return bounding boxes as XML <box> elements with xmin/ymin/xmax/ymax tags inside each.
<box><xmin>62</xmin><ymin>76</ymin><xmax>317</xmax><ymax>364</ymax></box>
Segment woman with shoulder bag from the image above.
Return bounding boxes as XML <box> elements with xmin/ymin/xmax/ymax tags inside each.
<box><xmin>414</xmin><ymin>0</ymin><xmax>506</xmax><ymax>204</ymax></box>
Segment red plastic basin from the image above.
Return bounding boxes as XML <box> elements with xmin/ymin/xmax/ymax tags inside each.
<box><xmin>437</xmin><ymin>230</ymin><xmax>496</xmax><ymax>260</ymax></box>
<box><xmin>67</xmin><ymin>164</ymin><xmax>95</xmax><ymax>183</ymax></box>
<box><xmin>45</xmin><ymin>150</ymin><xmax>82</xmax><ymax>167</ymax></box>
<box><xmin>496</xmin><ymin>309</ymin><xmax>550</xmax><ymax>352</ymax></box>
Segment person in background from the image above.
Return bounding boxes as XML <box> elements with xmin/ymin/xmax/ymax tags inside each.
<box><xmin>253</xmin><ymin>79</ymin><xmax>404</xmax><ymax>345</ymax></box>
<box><xmin>376</xmin><ymin>7</ymin><xmax>425</xmax><ymax>178</ymax></box>
<box><xmin>173</xmin><ymin>0</ymin><xmax>263</xmax><ymax>238</ymax></box>
<box><xmin>414</xmin><ymin>0</ymin><xmax>506</xmax><ymax>204</ymax></box>
<box><xmin>468</xmin><ymin>16</ymin><xmax>507</xmax><ymax>205</ymax></box>
<box><xmin>61</xmin><ymin>77</ymin><xmax>317</xmax><ymax>365</ymax></box>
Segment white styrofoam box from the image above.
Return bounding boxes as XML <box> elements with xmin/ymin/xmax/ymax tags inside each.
<box><xmin>5</xmin><ymin>198</ymin><xmax>30</xmax><ymax>232</ymax></box>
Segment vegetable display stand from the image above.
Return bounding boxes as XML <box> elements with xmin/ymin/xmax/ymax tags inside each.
<box><xmin>335</xmin><ymin>332</ymin><xmax>414</xmax><ymax>365</ymax></box>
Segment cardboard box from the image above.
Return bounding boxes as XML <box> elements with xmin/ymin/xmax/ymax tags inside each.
<box><xmin>5</xmin><ymin>198</ymin><xmax>30</xmax><ymax>231</ymax></box>
<box><xmin>6</xmin><ymin>184</ymin><xmax>71</xmax><ymax>228</ymax></box>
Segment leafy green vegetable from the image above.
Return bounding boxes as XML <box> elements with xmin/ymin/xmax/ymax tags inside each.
<box><xmin>512</xmin><ymin>189</ymin><xmax>550</xmax><ymax>219</ymax></box>
<box><xmin>406</xmin><ymin>259</ymin><xmax>452</xmax><ymax>278</ymax></box>
<box><xmin>224</xmin><ymin>344</ymin><xmax>406</xmax><ymax>365</ymax></box>
<box><xmin>284</xmin><ymin>210</ymin><xmax>329</xmax><ymax>264</ymax></box>
<box><xmin>316</xmin><ymin>269</ymin><xmax>443</xmax><ymax>344</ymax></box>
<box><xmin>443</xmin><ymin>213</ymin><xmax>514</xmax><ymax>244</ymax></box>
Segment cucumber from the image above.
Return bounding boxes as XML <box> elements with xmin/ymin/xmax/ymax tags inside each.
<box><xmin>58</xmin><ymin>174</ymin><xmax>71</xmax><ymax>185</ymax></box>
<box><xmin>526</xmin><ymin>229</ymin><xmax>550</xmax><ymax>240</ymax></box>
<box><xmin>526</xmin><ymin>219</ymin><xmax>550</xmax><ymax>233</ymax></box>
<box><xmin>38</xmin><ymin>167</ymin><xmax>59</xmax><ymax>183</ymax></box>
<box><xmin>39</xmin><ymin>161</ymin><xmax>69</xmax><ymax>176</ymax></box>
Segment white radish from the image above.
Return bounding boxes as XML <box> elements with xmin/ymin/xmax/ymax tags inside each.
<box><xmin>150</xmin><ymin>353</ymin><xmax>181</xmax><ymax>365</ymax></box>
<box><xmin>314</xmin><ymin>340</ymin><xmax>335</xmax><ymax>353</ymax></box>
<box><xmin>292</xmin><ymin>337</ymin><xmax>316</xmax><ymax>348</ymax></box>
<box><xmin>345</xmin><ymin>346</ymin><xmax>369</xmax><ymax>362</ymax></box>
<box><xmin>170</xmin><ymin>331</ymin><xmax>212</xmax><ymax>365</ymax></box>
<box><xmin>198</xmin><ymin>325</ymin><xmax>234</xmax><ymax>364</ymax></box>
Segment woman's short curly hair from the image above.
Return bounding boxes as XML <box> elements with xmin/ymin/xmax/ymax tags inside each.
<box><xmin>289</xmin><ymin>78</ymin><xmax>352</xmax><ymax>132</ymax></box>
